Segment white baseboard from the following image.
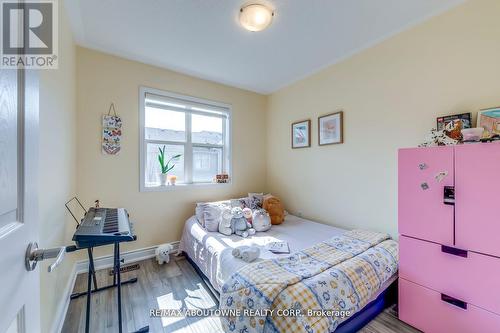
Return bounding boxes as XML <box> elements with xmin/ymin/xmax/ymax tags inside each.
<box><xmin>52</xmin><ymin>241</ymin><xmax>179</xmax><ymax>333</ymax></box>
<box><xmin>74</xmin><ymin>241</ymin><xmax>180</xmax><ymax>273</ymax></box>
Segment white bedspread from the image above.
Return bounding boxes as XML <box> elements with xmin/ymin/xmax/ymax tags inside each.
<box><xmin>180</xmin><ymin>214</ymin><xmax>348</xmax><ymax>291</ymax></box>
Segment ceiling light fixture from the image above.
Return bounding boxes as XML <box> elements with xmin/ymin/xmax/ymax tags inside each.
<box><xmin>239</xmin><ymin>4</ymin><xmax>274</xmax><ymax>32</ymax></box>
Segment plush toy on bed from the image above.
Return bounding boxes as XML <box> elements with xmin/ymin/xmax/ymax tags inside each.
<box><xmin>218</xmin><ymin>208</ymin><xmax>233</xmax><ymax>236</ymax></box>
<box><xmin>242</xmin><ymin>207</ymin><xmax>253</xmax><ymax>224</ymax></box>
<box><xmin>231</xmin><ymin>207</ymin><xmax>255</xmax><ymax>238</ymax></box>
<box><xmin>263</xmin><ymin>195</ymin><xmax>285</xmax><ymax>225</ymax></box>
<box><xmin>252</xmin><ymin>209</ymin><xmax>271</xmax><ymax>232</ymax></box>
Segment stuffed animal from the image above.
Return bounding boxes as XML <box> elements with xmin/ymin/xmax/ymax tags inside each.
<box><xmin>242</xmin><ymin>207</ymin><xmax>253</xmax><ymax>224</ymax></box>
<box><xmin>218</xmin><ymin>208</ymin><xmax>233</xmax><ymax>236</ymax></box>
<box><xmin>252</xmin><ymin>209</ymin><xmax>271</xmax><ymax>232</ymax></box>
<box><xmin>263</xmin><ymin>195</ymin><xmax>285</xmax><ymax>225</ymax></box>
<box><xmin>230</xmin><ymin>207</ymin><xmax>255</xmax><ymax>238</ymax></box>
<box><xmin>232</xmin><ymin>246</ymin><xmax>260</xmax><ymax>263</ymax></box>
<box><xmin>155</xmin><ymin>243</ymin><xmax>174</xmax><ymax>264</ymax></box>
<box><xmin>419</xmin><ymin>128</ymin><xmax>459</xmax><ymax>147</ymax></box>
<box><xmin>444</xmin><ymin>119</ymin><xmax>463</xmax><ymax>141</ymax></box>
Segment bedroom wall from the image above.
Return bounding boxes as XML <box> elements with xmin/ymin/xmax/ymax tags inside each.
<box><xmin>266</xmin><ymin>0</ymin><xmax>500</xmax><ymax>238</ymax></box>
<box><xmin>38</xmin><ymin>0</ymin><xmax>78</xmax><ymax>332</ymax></box>
<box><xmin>75</xmin><ymin>47</ymin><xmax>267</xmax><ymax>258</ymax></box>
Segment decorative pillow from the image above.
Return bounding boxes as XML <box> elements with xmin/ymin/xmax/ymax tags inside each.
<box><xmin>246</xmin><ymin>193</ymin><xmax>264</xmax><ymax>210</ymax></box>
<box><xmin>203</xmin><ymin>205</ymin><xmax>225</xmax><ymax>232</ymax></box>
<box><xmin>230</xmin><ymin>197</ymin><xmax>248</xmax><ymax>209</ymax></box>
<box><xmin>195</xmin><ymin>200</ymin><xmax>230</xmax><ymax>227</ymax></box>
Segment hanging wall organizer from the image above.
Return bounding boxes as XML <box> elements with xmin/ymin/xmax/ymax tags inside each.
<box><xmin>102</xmin><ymin>103</ymin><xmax>122</xmax><ymax>155</ymax></box>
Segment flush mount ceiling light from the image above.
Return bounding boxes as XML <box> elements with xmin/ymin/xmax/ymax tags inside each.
<box><xmin>239</xmin><ymin>4</ymin><xmax>274</xmax><ymax>32</ymax></box>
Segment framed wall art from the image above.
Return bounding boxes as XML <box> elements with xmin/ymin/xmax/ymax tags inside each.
<box><xmin>291</xmin><ymin>119</ymin><xmax>311</xmax><ymax>149</ymax></box>
<box><xmin>318</xmin><ymin>111</ymin><xmax>343</xmax><ymax>145</ymax></box>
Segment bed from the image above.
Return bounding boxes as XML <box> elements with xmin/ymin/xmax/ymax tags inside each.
<box><xmin>179</xmin><ymin>214</ymin><xmax>397</xmax><ymax>333</ymax></box>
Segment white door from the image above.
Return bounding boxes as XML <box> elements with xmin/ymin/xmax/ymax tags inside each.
<box><xmin>0</xmin><ymin>67</ymin><xmax>40</xmax><ymax>332</ymax></box>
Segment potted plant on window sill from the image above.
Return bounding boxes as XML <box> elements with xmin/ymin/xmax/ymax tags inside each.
<box><xmin>158</xmin><ymin>146</ymin><xmax>181</xmax><ymax>186</ymax></box>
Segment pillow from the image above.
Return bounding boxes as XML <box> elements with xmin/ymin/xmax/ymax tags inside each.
<box><xmin>247</xmin><ymin>193</ymin><xmax>264</xmax><ymax>210</ymax></box>
<box><xmin>203</xmin><ymin>204</ymin><xmax>225</xmax><ymax>232</ymax></box>
<box><xmin>195</xmin><ymin>200</ymin><xmax>230</xmax><ymax>227</ymax></box>
<box><xmin>230</xmin><ymin>197</ymin><xmax>248</xmax><ymax>209</ymax></box>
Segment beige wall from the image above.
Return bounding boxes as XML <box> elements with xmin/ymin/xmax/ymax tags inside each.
<box><xmin>38</xmin><ymin>0</ymin><xmax>77</xmax><ymax>332</ymax></box>
<box><xmin>76</xmin><ymin>48</ymin><xmax>267</xmax><ymax>258</ymax></box>
<box><xmin>266</xmin><ymin>0</ymin><xmax>500</xmax><ymax>238</ymax></box>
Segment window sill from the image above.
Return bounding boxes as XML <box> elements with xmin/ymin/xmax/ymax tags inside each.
<box><xmin>141</xmin><ymin>182</ymin><xmax>231</xmax><ymax>192</ymax></box>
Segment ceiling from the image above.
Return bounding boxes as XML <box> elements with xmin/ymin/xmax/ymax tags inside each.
<box><xmin>65</xmin><ymin>0</ymin><xmax>465</xmax><ymax>94</ymax></box>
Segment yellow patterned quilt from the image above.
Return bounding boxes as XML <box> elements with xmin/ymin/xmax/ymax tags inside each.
<box><xmin>219</xmin><ymin>230</ymin><xmax>398</xmax><ymax>333</ymax></box>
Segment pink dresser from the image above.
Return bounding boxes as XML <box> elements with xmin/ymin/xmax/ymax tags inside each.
<box><xmin>398</xmin><ymin>143</ymin><xmax>500</xmax><ymax>333</ymax></box>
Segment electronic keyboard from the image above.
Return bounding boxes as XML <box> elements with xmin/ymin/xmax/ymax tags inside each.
<box><xmin>72</xmin><ymin>207</ymin><xmax>135</xmax><ymax>248</ymax></box>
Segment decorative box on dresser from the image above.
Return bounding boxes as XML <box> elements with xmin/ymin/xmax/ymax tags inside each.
<box><xmin>398</xmin><ymin>142</ymin><xmax>500</xmax><ymax>333</ymax></box>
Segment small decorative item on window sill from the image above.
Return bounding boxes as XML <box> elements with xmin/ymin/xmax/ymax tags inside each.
<box><xmin>168</xmin><ymin>175</ymin><xmax>177</xmax><ymax>186</ymax></box>
<box><xmin>102</xmin><ymin>103</ymin><xmax>122</xmax><ymax>155</ymax></box>
<box><xmin>215</xmin><ymin>173</ymin><xmax>229</xmax><ymax>183</ymax></box>
<box><xmin>158</xmin><ymin>145</ymin><xmax>181</xmax><ymax>186</ymax></box>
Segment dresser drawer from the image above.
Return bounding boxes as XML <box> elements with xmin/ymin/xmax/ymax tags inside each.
<box><xmin>399</xmin><ymin>235</ymin><xmax>500</xmax><ymax>315</ymax></box>
<box><xmin>399</xmin><ymin>278</ymin><xmax>500</xmax><ymax>333</ymax></box>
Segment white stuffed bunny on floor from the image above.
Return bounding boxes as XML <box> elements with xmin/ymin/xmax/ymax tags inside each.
<box><xmin>155</xmin><ymin>243</ymin><xmax>174</xmax><ymax>264</ymax></box>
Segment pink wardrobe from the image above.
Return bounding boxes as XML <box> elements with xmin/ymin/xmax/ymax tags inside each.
<box><xmin>398</xmin><ymin>143</ymin><xmax>500</xmax><ymax>333</ymax></box>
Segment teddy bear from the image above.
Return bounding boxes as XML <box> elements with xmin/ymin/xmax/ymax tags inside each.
<box><xmin>230</xmin><ymin>207</ymin><xmax>255</xmax><ymax>237</ymax></box>
<box><xmin>218</xmin><ymin>207</ymin><xmax>233</xmax><ymax>236</ymax></box>
<box><xmin>155</xmin><ymin>243</ymin><xmax>174</xmax><ymax>265</ymax></box>
<box><xmin>263</xmin><ymin>195</ymin><xmax>285</xmax><ymax>225</ymax></box>
<box><xmin>252</xmin><ymin>209</ymin><xmax>271</xmax><ymax>232</ymax></box>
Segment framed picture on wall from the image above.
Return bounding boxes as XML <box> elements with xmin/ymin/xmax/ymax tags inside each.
<box><xmin>318</xmin><ymin>111</ymin><xmax>343</xmax><ymax>145</ymax></box>
<box><xmin>291</xmin><ymin>119</ymin><xmax>311</xmax><ymax>148</ymax></box>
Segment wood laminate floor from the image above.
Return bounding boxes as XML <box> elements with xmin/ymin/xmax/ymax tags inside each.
<box><xmin>62</xmin><ymin>257</ymin><xmax>420</xmax><ymax>333</ymax></box>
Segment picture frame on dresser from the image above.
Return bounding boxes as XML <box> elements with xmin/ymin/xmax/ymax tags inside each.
<box><xmin>318</xmin><ymin>111</ymin><xmax>343</xmax><ymax>145</ymax></box>
<box><xmin>477</xmin><ymin>106</ymin><xmax>500</xmax><ymax>137</ymax></box>
<box><xmin>291</xmin><ymin>119</ymin><xmax>311</xmax><ymax>149</ymax></box>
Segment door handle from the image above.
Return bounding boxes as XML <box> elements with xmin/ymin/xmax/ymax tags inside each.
<box><xmin>25</xmin><ymin>242</ymin><xmax>66</xmax><ymax>272</ymax></box>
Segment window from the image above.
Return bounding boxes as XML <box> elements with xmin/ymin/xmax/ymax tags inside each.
<box><xmin>140</xmin><ymin>87</ymin><xmax>231</xmax><ymax>190</ymax></box>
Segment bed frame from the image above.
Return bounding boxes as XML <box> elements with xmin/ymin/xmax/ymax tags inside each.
<box><xmin>184</xmin><ymin>253</ymin><xmax>397</xmax><ymax>333</ymax></box>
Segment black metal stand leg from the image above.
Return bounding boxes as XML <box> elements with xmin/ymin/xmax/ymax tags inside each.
<box><xmin>115</xmin><ymin>242</ymin><xmax>123</xmax><ymax>333</ymax></box>
<box><xmin>90</xmin><ymin>248</ymin><xmax>98</xmax><ymax>290</ymax></box>
<box><xmin>85</xmin><ymin>247</ymin><xmax>94</xmax><ymax>333</ymax></box>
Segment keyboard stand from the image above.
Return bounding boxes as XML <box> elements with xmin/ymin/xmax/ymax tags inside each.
<box><xmin>69</xmin><ymin>247</ymin><xmax>138</xmax><ymax>299</ymax></box>
<box><xmin>68</xmin><ymin>244</ymin><xmax>149</xmax><ymax>333</ymax></box>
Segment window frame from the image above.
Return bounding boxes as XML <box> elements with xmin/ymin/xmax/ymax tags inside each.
<box><xmin>139</xmin><ymin>86</ymin><xmax>232</xmax><ymax>192</ymax></box>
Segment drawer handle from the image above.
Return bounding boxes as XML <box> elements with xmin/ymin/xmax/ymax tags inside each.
<box><xmin>441</xmin><ymin>293</ymin><xmax>467</xmax><ymax>310</ymax></box>
<box><xmin>441</xmin><ymin>245</ymin><xmax>468</xmax><ymax>258</ymax></box>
